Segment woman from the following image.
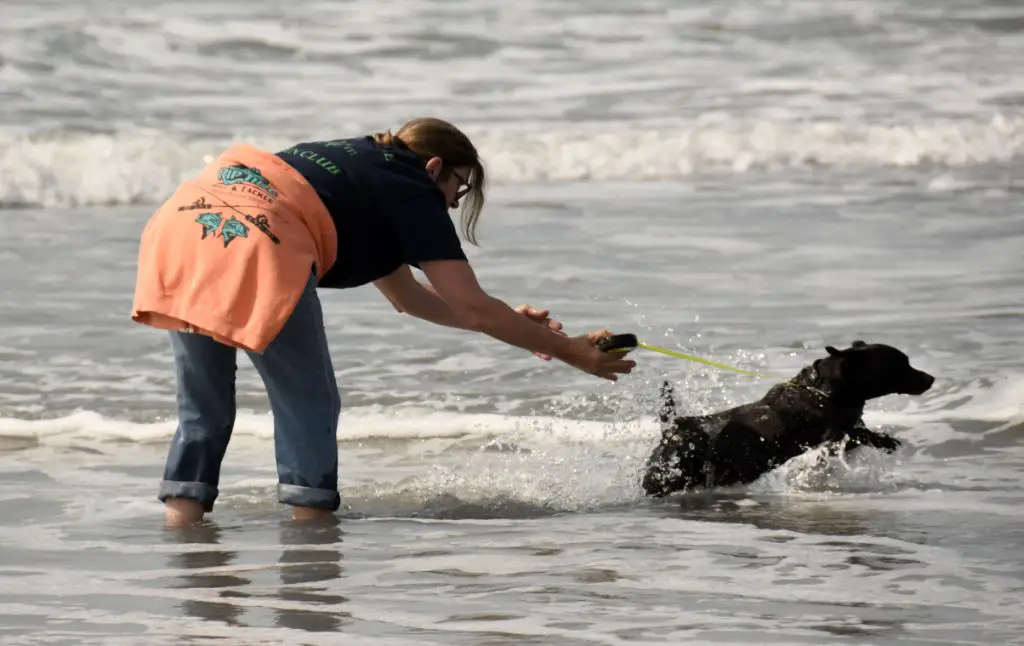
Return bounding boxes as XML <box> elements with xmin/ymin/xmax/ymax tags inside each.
<box><xmin>131</xmin><ymin>117</ymin><xmax>635</xmax><ymax>526</ymax></box>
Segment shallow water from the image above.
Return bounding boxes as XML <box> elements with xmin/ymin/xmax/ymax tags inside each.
<box><xmin>1</xmin><ymin>0</ymin><xmax>1023</xmax><ymax>643</ymax></box>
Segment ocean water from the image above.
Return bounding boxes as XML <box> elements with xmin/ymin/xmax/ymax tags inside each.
<box><xmin>1</xmin><ymin>0</ymin><xmax>1023</xmax><ymax>644</ymax></box>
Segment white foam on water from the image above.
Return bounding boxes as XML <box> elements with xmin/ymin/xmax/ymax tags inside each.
<box><xmin>1</xmin><ymin>113</ymin><xmax>1020</xmax><ymax>208</ymax></box>
<box><xmin>1</xmin><ymin>371</ymin><xmax>1018</xmax><ymax>518</ymax></box>
<box><xmin>867</xmin><ymin>374</ymin><xmax>1024</xmax><ymax>426</ymax></box>
<box><xmin>0</xmin><ymin>406</ymin><xmax>658</xmax><ymax>446</ymax></box>
<box><xmin>1</xmin><ymin>374</ymin><xmax>1019</xmax><ymax>448</ymax></box>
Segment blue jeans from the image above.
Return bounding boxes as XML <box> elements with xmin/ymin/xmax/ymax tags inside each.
<box><xmin>158</xmin><ymin>274</ymin><xmax>342</xmax><ymax>512</ymax></box>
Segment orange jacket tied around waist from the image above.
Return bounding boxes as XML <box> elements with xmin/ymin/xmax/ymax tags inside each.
<box><xmin>131</xmin><ymin>144</ymin><xmax>337</xmax><ymax>353</ymax></box>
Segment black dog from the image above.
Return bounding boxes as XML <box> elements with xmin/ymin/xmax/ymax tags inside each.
<box><xmin>642</xmin><ymin>341</ymin><xmax>935</xmax><ymax>497</ymax></box>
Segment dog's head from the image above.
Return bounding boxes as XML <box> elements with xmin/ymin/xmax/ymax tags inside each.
<box><xmin>814</xmin><ymin>340</ymin><xmax>935</xmax><ymax>401</ymax></box>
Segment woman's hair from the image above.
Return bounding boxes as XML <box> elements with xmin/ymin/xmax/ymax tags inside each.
<box><xmin>372</xmin><ymin>117</ymin><xmax>486</xmax><ymax>246</ymax></box>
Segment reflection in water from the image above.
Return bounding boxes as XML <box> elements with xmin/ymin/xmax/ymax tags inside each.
<box><xmin>166</xmin><ymin>523</ymin><xmax>248</xmax><ymax>627</ymax></box>
<box><xmin>659</xmin><ymin>492</ymin><xmax>876</xmax><ymax>537</ymax></box>
<box><xmin>275</xmin><ymin>517</ymin><xmax>349</xmax><ymax>632</ymax></box>
<box><xmin>652</xmin><ymin>494</ymin><xmax>920</xmax><ymax>638</ymax></box>
<box><xmin>655</xmin><ymin>493</ymin><xmax>926</xmax><ymax>568</ymax></box>
<box><xmin>165</xmin><ymin>517</ymin><xmax>349</xmax><ymax>634</ymax></box>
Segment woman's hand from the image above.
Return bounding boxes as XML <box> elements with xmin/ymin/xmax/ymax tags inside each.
<box><xmin>512</xmin><ymin>306</ymin><xmax>635</xmax><ymax>380</ymax></box>
<box><xmin>562</xmin><ymin>329</ymin><xmax>637</xmax><ymax>382</ymax></box>
<box><xmin>514</xmin><ymin>304</ymin><xmax>564</xmax><ymax>360</ymax></box>
<box><xmin>417</xmin><ymin>260</ymin><xmax>634</xmax><ymax>381</ymax></box>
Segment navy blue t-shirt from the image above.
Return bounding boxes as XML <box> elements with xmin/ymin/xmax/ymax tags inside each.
<box><xmin>275</xmin><ymin>136</ymin><xmax>467</xmax><ymax>289</ymax></box>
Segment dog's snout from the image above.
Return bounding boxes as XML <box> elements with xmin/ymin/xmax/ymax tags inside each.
<box><xmin>907</xmin><ymin>370</ymin><xmax>935</xmax><ymax>395</ymax></box>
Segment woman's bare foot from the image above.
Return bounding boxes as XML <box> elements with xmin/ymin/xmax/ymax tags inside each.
<box><xmin>165</xmin><ymin>498</ymin><xmax>205</xmax><ymax>526</ymax></box>
<box><xmin>292</xmin><ymin>506</ymin><xmax>334</xmax><ymax>522</ymax></box>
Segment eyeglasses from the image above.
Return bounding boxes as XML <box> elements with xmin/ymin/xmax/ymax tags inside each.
<box><xmin>450</xmin><ymin>168</ymin><xmax>473</xmax><ymax>201</ymax></box>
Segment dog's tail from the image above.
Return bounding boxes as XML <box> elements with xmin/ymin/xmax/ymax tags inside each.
<box><xmin>658</xmin><ymin>380</ymin><xmax>677</xmax><ymax>426</ymax></box>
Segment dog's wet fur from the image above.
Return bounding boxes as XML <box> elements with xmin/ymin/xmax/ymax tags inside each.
<box><xmin>642</xmin><ymin>341</ymin><xmax>935</xmax><ymax>497</ymax></box>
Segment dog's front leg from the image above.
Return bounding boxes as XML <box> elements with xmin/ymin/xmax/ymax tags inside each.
<box><xmin>844</xmin><ymin>421</ymin><xmax>902</xmax><ymax>453</ymax></box>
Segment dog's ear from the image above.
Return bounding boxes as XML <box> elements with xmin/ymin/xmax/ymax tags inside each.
<box><xmin>851</xmin><ymin>340</ymin><xmax>867</xmax><ymax>349</ymax></box>
<box><xmin>814</xmin><ymin>354</ymin><xmax>844</xmax><ymax>381</ymax></box>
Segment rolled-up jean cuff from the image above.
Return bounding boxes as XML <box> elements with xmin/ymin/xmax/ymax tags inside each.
<box><xmin>158</xmin><ymin>480</ymin><xmax>219</xmax><ymax>512</ymax></box>
<box><xmin>278</xmin><ymin>483</ymin><xmax>340</xmax><ymax>511</ymax></box>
